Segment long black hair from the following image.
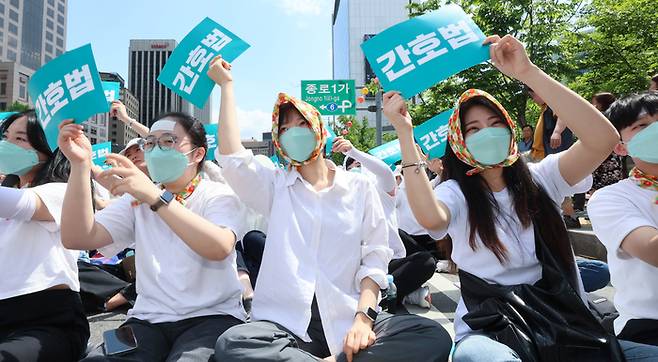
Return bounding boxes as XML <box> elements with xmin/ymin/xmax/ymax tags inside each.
<box><xmin>152</xmin><ymin>112</ymin><xmax>207</xmax><ymax>172</ymax></box>
<box><xmin>0</xmin><ymin>110</ymin><xmax>70</xmax><ymax>188</ymax></box>
<box><xmin>441</xmin><ymin>96</ymin><xmax>577</xmax><ymax>283</ymax></box>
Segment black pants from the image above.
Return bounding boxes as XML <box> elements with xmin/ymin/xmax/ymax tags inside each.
<box><xmin>235</xmin><ymin>230</ymin><xmax>266</xmax><ymax>288</ymax></box>
<box><xmin>78</xmin><ymin>261</ymin><xmax>137</xmax><ymax>314</ymax></box>
<box><xmin>618</xmin><ymin>319</ymin><xmax>658</xmax><ymax>347</ymax></box>
<box><xmin>388</xmin><ymin>252</ymin><xmax>436</xmax><ymax>302</ymax></box>
<box><xmin>82</xmin><ymin>315</ymin><xmax>243</xmax><ymax>362</ymax></box>
<box><xmin>0</xmin><ymin>289</ymin><xmax>90</xmax><ymax>362</ymax></box>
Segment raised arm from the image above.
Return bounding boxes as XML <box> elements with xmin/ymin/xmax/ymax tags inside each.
<box><xmin>485</xmin><ymin>35</ymin><xmax>619</xmax><ymax>185</ymax></box>
<box><xmin>383</xmin><ymin>92</ymin><xmax>451</xmax><ymax>232</ymax></box>
<box><xmin>58</xmin><ymin>121</ymin><xmax>114</xmax><ymax>250</ymax></box>
<box><xmin>110</xmin><ymin>101</ymin><xmax>149</xmax><ymax>138</ymax></box>
<box><xmin>207</xmin><ymin>55</ymin><xmax>245</xmax><ymax>155</ymax></box>
<box><xmin>333</xmin><ymin>137</ymin><xmax>397</xmax><ymax>196</ymax></box>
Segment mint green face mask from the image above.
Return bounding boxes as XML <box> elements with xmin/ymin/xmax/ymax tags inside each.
<box><xmin>627</xmin><ymin>121</ymin><xmax>658</xmax><ymax>163</ymax></box>
<box><xmin>465</xmin><ymin>127</ymin><xmax>512</xmax><ymax>166</ymax></box>
<box><xmin>144</xmin><ymin>147</ymin><xmax>195</xmax><ymax>184</ymax></box>
<box><xmin>279</xmin><ymin>127</ymin><xmax>317</xmax><ymax>162</ymax></box>
<box><xmin>0</xmin><ymin>140</ymin><xmax>40</xmax><ymax>176</ymax></box>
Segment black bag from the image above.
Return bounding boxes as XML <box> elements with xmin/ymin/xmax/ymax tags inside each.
<box><xmin>587</xmin><ymin>294</ymin><xmax>618</xmax><ymax>335</ymax></box>
<box><xmin>459</xmin><ymin>222</ymin><xmax>625</xmax><ymax>362</ymax></box>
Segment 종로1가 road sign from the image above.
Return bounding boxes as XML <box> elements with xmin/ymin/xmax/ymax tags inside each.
<box><xmin>158</xmin><ymin>17</ymin><xmax>250</xmax><ymax>109</ymax></box>
<box><xmin>413</xmin><ymin>110</ymin><xmax>451</xmax><ymax>159</ymax></box>
<box><xmin>28</xmin><ymin>43</ymin><xmax>109</xmax><ymax>150</ymax></box>
<box><xmin>361</xmin><ymin>3</ymin><xmax>489</xmax><ymax>99</ymax></box>
<box><xmin>301</xmin><ymin>80</ymin><xmax>356</xmax><ymax>116</ymax></box>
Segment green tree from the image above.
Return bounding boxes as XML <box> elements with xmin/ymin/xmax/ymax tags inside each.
<box><xmin>406</xmin><ymin>0</ymin><xmax>586</xmax><ymax>127</ymax></box>
<box><xmin>2</xmin><ymin>101</ymin><xmax>29</xmax><ymax>112</ymax></box>
<box><xmin>566</xmin><ymin>0</ymin><xmax>658</xmax><ymax>98</ymax></box>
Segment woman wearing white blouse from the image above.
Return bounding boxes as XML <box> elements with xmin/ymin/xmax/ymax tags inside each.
<box><xmin>208</xmin><ymin>56</ymin><xmax>452</xmax><ymax>362</ymax></box>
<box><xmin>58</xmin><ymin>113</ymin><xmax>246</xmax><ymax>361</ymax></box>
<box><xmin>0</xmin><ymin>111</ymin><xmax>89</xmax><ymax>361</ymax></box>
<box><xmin>385</xmin><ymin>34</ymin><xmax>658</xmax><ymax>361</ymax></box>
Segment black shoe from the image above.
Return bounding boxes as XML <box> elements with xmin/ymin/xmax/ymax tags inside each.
<box><xmin>564</xmin><ymin>215</ymin><xmax>581</xmax><ymax>229</ymax></box>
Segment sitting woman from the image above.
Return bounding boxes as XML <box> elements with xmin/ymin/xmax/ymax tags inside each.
<box><xmin>57</xmin><ymin>113</ymin><xmax>246</xmax><ymax>361</ymax></box>
<box><xmin>208</xmin><ymin>56</ymin><xmax>452</xmax><ymax>362</ymax></box>
<box><xmin>0</xmin><ymin>111</ymin><xmax>90</xmax><ymax>361</ymax></box>
<box><xmin>384</xmin><ymin>34</ymin><xmax>658</xmax><ymax>361</ymax></box>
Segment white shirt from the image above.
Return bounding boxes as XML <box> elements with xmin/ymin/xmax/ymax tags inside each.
<box><xmin>217</xmin><ymin>149</ymin><xmax>392</xmax><ymax>355</ymax></box>
<box><xmin>0</xmin><ymin>183</ymin><xmax>80</xmax><ymax>300</ymax></box>
<box><xmin>396</xmin><ymin>180</ymin><xmax>430</xmax><ymax>236</ymax></box>
<box><xmin>588</xmin><ymin>178</ymin><xmax>658</xmax><ymax>334</ymax></box>
<box><xmin>95</xmin><ymin>178</ymin><xmax>247</xmax><ymax>323</ymax></box>
<box><xmin>427</xmin><ymin>153</ymin><xmax>591</xmax><ymax>340</ymax></box>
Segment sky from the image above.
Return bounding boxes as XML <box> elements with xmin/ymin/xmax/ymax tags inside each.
<box><xmin>67</xmin><ymin>0</ymin><xmax>334</xmax><ymax>140</ymax></box>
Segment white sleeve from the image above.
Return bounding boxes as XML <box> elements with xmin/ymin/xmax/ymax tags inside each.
<box><xmin>355</xmin><ymin>180</ymin><xmax>394</xmax><ymax>291</ymax></box>
<box><xmin>529</xmin><ymin>153</ymin><xmax>592</xmax><ymax>204</ymax></box>
<box><xmin>95</xmin><ymin>194</ymin><xmax>136</xmax><ymax>257</ymax></box>
<box><xmin>426</xmin><ymin>181</ymin><xmax>463</xmax><ymax>240</ymax></box>
<box><xmin>30</xmin><ymin>183</ymin><xmax>67</xmax><ymax>227</ymax></box>
<box><xmin>588</xmin><ymin>188</ymin><xmax>656</xmax><ymax>260</ymax></box>
<box><xmin>0</xmin><ymin>186</ymin><xmax>36</xmax><ymax>221</ymax></box>
<box><xmin>346</xmin><ymin>148</ymin><xmax>396</xmax><ymax>194</ymax></box>
<box><xmin>216</xmin><ymin>148</ymin><xmax>277</xmax><ymax>217</ymax></box>
<box><xmin>203</xmin><ymin>184</ymin><xmax>246</xmax><ymax>241</ymax></box>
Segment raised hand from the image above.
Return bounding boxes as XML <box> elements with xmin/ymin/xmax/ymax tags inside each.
<box><xmin>483</xmin><ymin>34</ymin><xmax>535</xmax><ymax>81</ymax></box>
<box><xmin>207</xmin><ymin>55</ymin><xmax>233</xmax><ymax>86</ymax></box>
<box><xmin>97</xmin><ymin>154</ymin><xmax>161</xmax><ymax>203</ymax></box>
<box><xmin>332</xmin><ymin>137</ymin><xmax>354</xmax><ymax>154</ymax></box>
<box><xmin>383</xmin><ymin>91</ymin><xmax>413</xmax><ymax>132</ymax></box>
<box><xmin>57</xmin><ymin>120</ymin><xmax>92</xmax><ymax>165</ymax></box>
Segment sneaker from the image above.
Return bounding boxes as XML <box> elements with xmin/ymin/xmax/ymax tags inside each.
<box><xmin>436</xmin><ymin>259</ymin><xmax>451</xmax><ymax>273</ymax></box>
<box><xmin>403</xmin><ymin>286</ymin><xmax>432</xmax><ymax>309</ymax></box>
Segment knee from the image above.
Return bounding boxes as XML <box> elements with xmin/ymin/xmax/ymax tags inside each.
<box><xmin>410</xmin><ymin>252</ymin><xmax>437</xmax><ymax>278</ymax></box>
<box><xmin>453</xmin><ymin>335</ymin><xmax>521</xmax><ymax>362</ymax></box>
<box><xmin>242</xmin><ymin>230</ymin><xmax>266</xmax><ymax>256</ymax></box>
<box><xmin>214</xmin><ymin>324</ymin><xmax>248</xmax><ymax>361</ymax></box>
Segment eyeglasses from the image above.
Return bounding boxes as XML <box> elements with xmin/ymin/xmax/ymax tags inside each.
<box><xmin>143</xmin><ymin>134</ymin><xmax>179</xmax><ymax>152</ymax></box>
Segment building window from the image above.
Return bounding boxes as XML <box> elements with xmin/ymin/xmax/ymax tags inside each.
<box><xmin>46</xmin><ymin>32</ymin><xmax>53</xmax><ymax>41</ymax></box>
<box><xmin>91</xmin><ymin>128</ymin><xmax>97</xmax><ymax>135</ymax></box>
<box><xmin>0</xmin><ymin>102</ymin><xmax>6</xmax><ymax>110</ymax></box>
<box><xmin>45</xmin><ymin>43</ymin><xmax>53</xmax><ymax>52</ymax></box>
<box><xmin>57</xmin><ymin>14</ymin><xmax>64</xmax><ymax>24</ymax></box>
<box><xmin>8</xmin><ymin>37</ymin><xmax>17</xmax><ymax>48</ymax></box>
<box><xmin>8</xmin><ymin>10</ymin><xmax>18</xmax><ymax>22</ymax></box>
<box><xmin>47</xmin><ymin>8</ymin><xmax>54</xmax><ymax>17</ymax></box>
<box><xmin>7</xmin><ymin>49</ymin><xmax>16</xmax><ymax>61</ymax></box>
<box><xmin>0</xmin><ymin>18</ymin><xmax>4</xmax><ymax>27</ymax></box>
<box><xmin>0</xmin><ymin>83</ymin><xmax>6</xmax><ymax>96</ymax></box>
<box><xmin>45</xmin><ymin>54</ymin><xmax>52</xmax><ymax>62</ymax></box>
<box><xmin>19</xmin><ymin>85</ymin><xmax>26</xmax><ymax>100</ymax></box>
<box><xmin>0</xmin><ymin>4</ymin><xmax>4</xmax><ymax>13</ymax></box>
<box><xmin>91</xmin><ymin>137</ymin><xmax>97</xmax><ymax>144</ymax></box>
<box><xmin>48</xmin><ymin>0</ymin><xmax>55</xmax><ymax>5</ymax></box>
<box><xmin>8</xmin><ymin>23</ymin><xmax>17</xmax><ymax>35</ymax></box>
<box><xmin>56</xmin><ymin>37</ymin><xmax>63</xmax><ymax>47</ymax></box>
<box><xmin>57</xmin><ymin>26</ymin><xmax>64</xmax><ymax>36</ymax></box>
<box><xmin>10</xmin><ymin>0</ymin><xmax>19</xmax><ymax>8</ymax></box>
<box><xmin>58</xmin><ymin>3</ymin><xmax>65</xmax><ymax>13</ymax></box>
<box><xmin>47</xmin><ymin>19</ymin><xmax>53</xmax><ymax>29</ymax></box>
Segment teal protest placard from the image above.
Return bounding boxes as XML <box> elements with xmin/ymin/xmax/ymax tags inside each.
<box><xmin>0</xmin><ymin>112</ymin><xmax>16</xmax><ymax>124</ymax></box>
<box><xmin>361</xmin><ymin>4</ymin><xmax>489</xmax><ymax>98</ymax></box>
<box><xmin>203</xmin><ymin>124</ymin><xmax>218</xmax><ymax>160</ymax></box>
<box><xmin>102</xmin><ymin>81</ymin><xmax>121</xmax><ymax>103</ymax></box>
<box><xmin>158</xmin><ymin>17</ymin><xmax>250</xmax><ymax>109</ymax></box>
<box><xmin>413</xmin><ymin>110</ymin><xmax>451</xmax><ymax>159</ymax></box>
<box><xmin>28</xmin><ymin>44</ymin><xmax>109</xmax><ymax>150</ymax></box>
<box><xmin>324</xmin><ymin>122</ymin><xmax>337</xmax><ymax>156</ymax></box>
<box><xmin>91</xmin><ymin>142</ymin><xmax>112</xmax><ymax>170</ymax></box>
<box><xmin>368</xmin><ymin>139</ymin><xmax>401</xmax><ymax>166</ymax></box>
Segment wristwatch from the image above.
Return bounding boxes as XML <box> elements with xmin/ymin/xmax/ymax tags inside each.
<box><xmin>150</xmin><ymin>190</ymin><xmax>175</xmax><ymax>212</ymax></box>
<box><xmin>355</xmin><ymin>307</ymin><xmax>378</xmax><ymax>322</ymax></box>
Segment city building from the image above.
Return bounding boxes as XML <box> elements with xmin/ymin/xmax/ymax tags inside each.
<box><xmin>0</xmin><ymin>0</ymin><xmax>67</xmax><ymax>109</ymax></box>
<box><xmin>243</xmin><ymin>133</ymin><xmax>274</xmax><ymax>157</ymax></box>
<box><xmin>128</xmin><ymin>39</ymin><xmax>212</xmax><ymax>127</ymax></box>
<box><xmin>83</xmin><ymin>72</ymin><xmax>139</xmax><ymax>147</ymax></box>
<box><xmin>332</xmin><ymin>0</ymin><xmax>420</xmax><ymax>128</ymax></box>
